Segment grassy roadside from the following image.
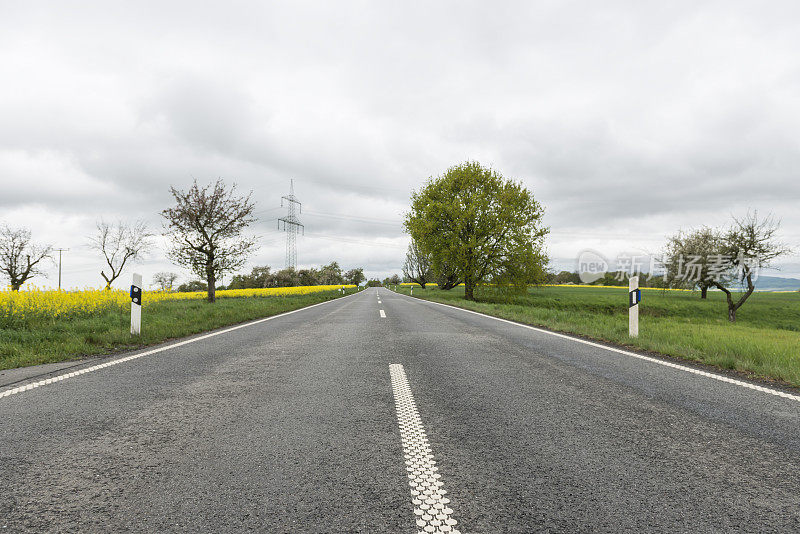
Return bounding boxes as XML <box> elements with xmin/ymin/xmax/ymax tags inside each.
<box><xmin>0</xmin><ymin>288</ymin><xmax>359</xmax><ymax>370</ymax></box>
<box><xmin>393</xmin><ymin>285</ymin><xmax>800</xmax><ymax>388</ymax></box>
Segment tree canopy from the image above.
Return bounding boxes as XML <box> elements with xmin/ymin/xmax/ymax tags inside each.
<box><xmin>663</xmin><ymin>226</ymin><xmax>721</xmax><ymax>298</ymax></box>
<box><xmin>161</xmin><ymin>179</ymin><xmax>257</xmax><ymax>302</ymax></box>
<box><xmin>404</xmin><ymin>161</ymin><xmax>548</xmax><ymax>300</ymax></box>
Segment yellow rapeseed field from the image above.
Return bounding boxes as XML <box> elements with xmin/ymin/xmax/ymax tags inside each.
<box><xmin>0</xmin><ymin>285</ymin><xmax>355</xmax><ymax>323</ymax></box>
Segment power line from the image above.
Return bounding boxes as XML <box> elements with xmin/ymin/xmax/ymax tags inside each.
<box><xmin>303</xmin><ymin>232</ymin><xmax>406</xmax><ymax>250</ymax></box>
<box><xmin>252</xmin><ymin>206</ymin><xmax>284</xmax><ymax>216</ymax></box>
<box><xmin>302</xmin><ymin>210</ymin><xmax>403</xmax><ymax>226</ymax></box>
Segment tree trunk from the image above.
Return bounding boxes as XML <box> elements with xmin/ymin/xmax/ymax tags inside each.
<box><xmin>700</xmin><ymin>286</ymin><xmax>708</xmax><ymax>299</ymax></box>
<box><xmin>724</xmin><ymin>292</ymin><xmax>735</xmax><ymax>322</ymax></box>
<box><xmin>101</xmin><ymin>271</ymin><xmax>114</xmax><ymax>290</ymax></box>
<box><xmin>726</xmin><ymin>273</ymin><xmax>755</xmax><ymax>323</ymax></box>
<box><xmin>11</xmin><ymin>282</ymin><xmax>20</xmax><ymax>291</ymax></box>
<box><xmin>464</xmin><ymin>275</ymin><xmax>474</xmax><ymax>300</ymax></box>
<box><xmin>206</xmin><ymin>270</ymin><xmax>216</xmax><ymax>303</ymax></box>
<box><xmin>711</xmin><ymin>281</ymin><xmax>737</xmax><ymax>323</ymax></box>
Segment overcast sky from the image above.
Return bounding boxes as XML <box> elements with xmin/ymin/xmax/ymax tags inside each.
<box><xmin>2</xmin><ymin>1</ymin><xmax>799</xmax><ymax>289</ymax></box>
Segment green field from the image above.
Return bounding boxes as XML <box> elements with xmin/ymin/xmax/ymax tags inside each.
<box><xmin>394</xmin><ymin>285</ymin><xmax>800</xmax><ymax>388</ymax></box>
<box><xmin>0</xmin><ymin>289</ymin><xmax>356</xmax><ymax>371</ymax></box>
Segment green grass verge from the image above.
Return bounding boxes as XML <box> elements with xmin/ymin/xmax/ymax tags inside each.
<box><xmin>395</xmin><ymin>285</ymin><xmax>800</xmax><ymax>388</ymax></box>
<box><xmin>0</xmin><ymin>289</ymin><xmax>358</xmax><ymax>370</ymax></box>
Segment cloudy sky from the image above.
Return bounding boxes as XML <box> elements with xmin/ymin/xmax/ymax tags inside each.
<box><xmin>2</xmin><ymin>1</ymin><xmax>799</xmax><ymax>289</ymax></box>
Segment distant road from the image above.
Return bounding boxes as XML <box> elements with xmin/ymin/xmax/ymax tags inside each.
<box><xmin>2</xmin><ymin>288</ymin><xmax>799</xmax><ymax>532</ymax></box>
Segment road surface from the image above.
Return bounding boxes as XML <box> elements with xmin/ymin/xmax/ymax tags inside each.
<box><xmin>2</xmin><ymin>287</ymin><xmax>799</xmax><ymax>532</ymax></box>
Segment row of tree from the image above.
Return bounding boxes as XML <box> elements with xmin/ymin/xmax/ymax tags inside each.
<box><xmin>545</xmin><ymin>270</ymin><xmax>671</xmax><ymax>288</ymax></box>
<box><xmin>0</xmin><ymin>180</ymin><xmax>252</xmax><ymax>302</ymax></box>
<box><xmin>225</xmin><ymin>262</ymin><xmax>364</xmax><ymax>289</ymax></box>
<box><xmin>663</xmin><ymin>212</ymin><xmax>790</xmax><ymax>321</ymax></box>
<box><xmin>402</xmin><ymin>161</ymin><xmax>549</xmax><ymax>300</ymax></box>
<box><xmin>154</xmin><ymin>263</ymin><xmax>369</xmax><ymax>292</ymax></box>
<box><xmin>1</xmin><ymin>180</ymin><xmax>355</xmax><ymax>303</ymax></box>
<box><xmin>544</xmin><ymin>212</ymin><xmax>791</xmax><ymax>322</ymax></box>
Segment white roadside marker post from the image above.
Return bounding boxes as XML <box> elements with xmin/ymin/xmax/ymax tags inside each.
<box><xmin>131</xmin><ymin>273</ymin><xmax>142</xmax><ymax>336</ymax></box>
<box><xmin>629</xmin><ymin>275</ymin><xmax>640</xmax><ymax>338</ymax></box>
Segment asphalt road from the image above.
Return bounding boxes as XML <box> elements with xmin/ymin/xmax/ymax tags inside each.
<box><xmin>2</xmin><ymin>287</ymin><xmax>800</xmax><ymax>532</ymax></box>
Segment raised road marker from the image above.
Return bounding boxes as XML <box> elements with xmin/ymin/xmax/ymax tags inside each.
<box><xmin>389</xmin><ymin>364</ymin><xmax>460</xmax><ymax>534</ymax></box>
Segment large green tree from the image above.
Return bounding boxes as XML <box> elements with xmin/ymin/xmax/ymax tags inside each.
<box><xmin>405</xmin><ymin>161</ymin><xmax>548</xmax><ymax>300</ymax></box>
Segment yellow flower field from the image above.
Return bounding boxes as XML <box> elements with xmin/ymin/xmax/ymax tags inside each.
<box><xmin>0</xmin><ymin>285</ymin><xmax>355</xmax><ymax>323</ymax></box>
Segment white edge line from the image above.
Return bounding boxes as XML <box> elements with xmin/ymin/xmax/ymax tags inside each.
<box><xmin>399</xmin><ymin>292</ymin><xmax>800</xmax><ymax>403</ymax></box>
<box><xmin>0</xmin><ymin>290</ymin><xmax>362</xmax><ymax>400</ymax></box>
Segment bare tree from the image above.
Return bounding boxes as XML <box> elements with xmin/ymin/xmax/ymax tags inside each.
<box><xmin>0</xmin><ymin>226</ymin><xmax>52</xmax><ymax>290</ymax></box>
<box><xmin>161</xmin><ymin>179</ymin><xmax>257</xmax><ymax>303</ymax></box>
<box><xmin>402</xmin><ymin>240</ymin><xmax>432</xmax><ymax>289</ymax></box>
<box><xmin>710</xmin><ymin>212</ymin><xmax>791</xmax><ymax>322</ymax></box>
<box><xmin>153</xmin><ymin>271</ymin><xmax>179</xmax><ymax>291</ymax></box>
<box><xmin>89</xmin><ymin>219</ymin><xmax>152</xmax><ymax>290</ymax></box>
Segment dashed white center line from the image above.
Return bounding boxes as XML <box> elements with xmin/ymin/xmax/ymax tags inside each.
<box><xmin>380</xmin><ymin>309</ymin><xmax>387</xmax><ymax>318</ymax></box>
<box><xmin>390</xmin><ymin>364</ymin><xmax>460</xmax><ymax>534</ymax></box>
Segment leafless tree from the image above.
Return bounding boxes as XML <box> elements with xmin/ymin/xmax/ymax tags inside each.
<box><xmin>153</xmin><ymin>271</ymin><xmax>179</xmax><ymax>291</ymax></box>
<box><xmin>89</xmin><ymin>219</ymin><xmax>153</xmax><ymax>290</ymax></box>
<box><xmin>161</xmin><ymin>179</ymin><xmax>257</xmax><ymax>303</ymax></box>
<box><xmin>710</xmin><ymin>211</ymin><xmax>791</xmax><ymax>322</ymax></box>
<box><xmin>402</xmin><ymin>239</ymin><xmax>432</xmax><ymax>288</ymax></box>
<box><xmin>0</xmin><ymin>226</ymin><xmax>52</xmax><ymax>290</ymax></box>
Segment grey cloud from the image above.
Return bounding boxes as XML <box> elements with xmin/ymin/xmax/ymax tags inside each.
<box><xmin>1</xmin><ymin>1</ymin><xmax>800</xmax><ymax>288</ymax></box>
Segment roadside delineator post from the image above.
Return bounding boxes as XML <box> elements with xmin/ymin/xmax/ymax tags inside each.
<box><xmin>131</xmin><ymin>273</ymin><xmax>142</xmax><ymax>336</ymax></box>
<box><xmin>629</xmin><ymin>275</ymin><xmax>641</xmax><ymax>337</ymax></box>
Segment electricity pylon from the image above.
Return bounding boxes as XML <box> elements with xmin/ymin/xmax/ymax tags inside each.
<box><xmin>278</xmin><ymin>179</ymin><xmax>303</xmax><ymax>269</ymax></box>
